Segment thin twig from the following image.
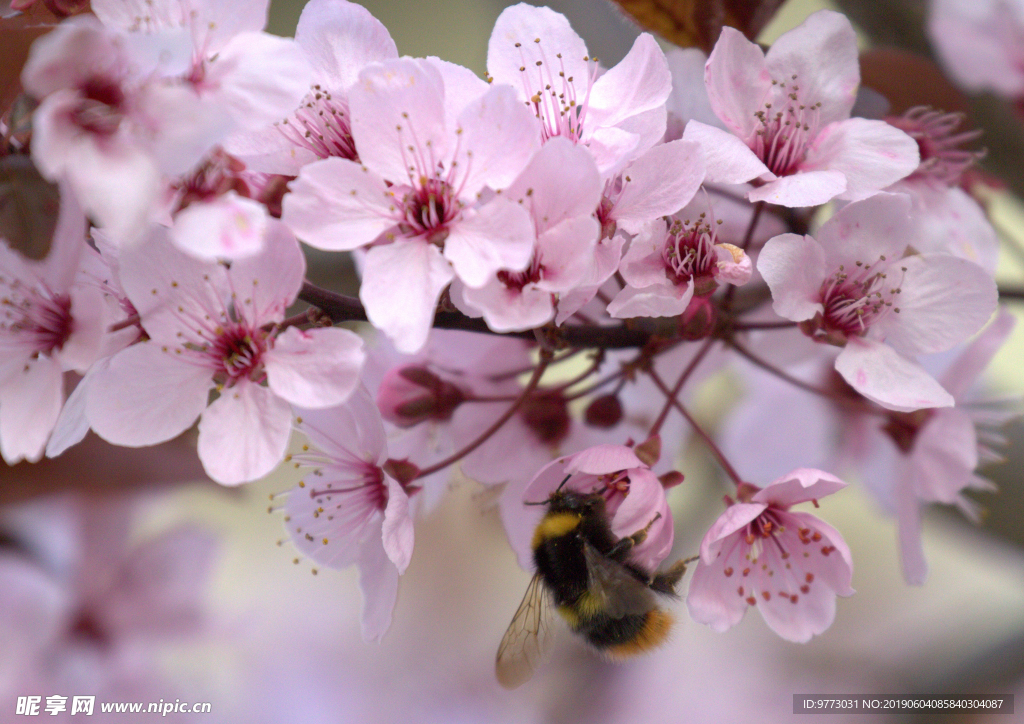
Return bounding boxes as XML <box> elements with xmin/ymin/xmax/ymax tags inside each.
<box><xmin>413</xmin><ymin>352</ymin><xmax>553</xmax><ymax>479</ymax></box>
<box><xmin>647</xmin><ymin>367</ymin><xmax>745</xmax><ymax>486</ymax></box>
<box><xmin>648</xmin><ymin>337</ymin><xmax>716</xmax><ymax>437</ymax></box>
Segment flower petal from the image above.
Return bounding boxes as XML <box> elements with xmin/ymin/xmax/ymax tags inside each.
<box><xmin>226</xmin><ymin>220</ymin><xmax>306</xmax><ymax>324</ymax></box>
<box><xmin>803</xmin><ymin>118</ymin><xmax>919</xmax><ymax>201</ymax></box>
<box><xmin>879</xmin><ymin>254</ymin><xmax>997</xmax><ymax>357</ymax></box>
<box><xmin>746</xmin><ymin>171</ymin><xmax>847</xmax><ymax>207</ymax></box>
<box><xmin>283</xmin><ymin>158</ymin><xmax>395</xmax><ymax>251</ymax></box>
<box><xmin>87</xmin><ymin>343</ymin><xmax>210</xmax><ymax>446</ymax></box>
<box><xmin>835</xmin><ymin>337</ymin><xmax>953</xmax><ymax>412</ymax></box>
<box><xmin>0</xmin><ymin>355</ymin><xmax>62</xmax><ymax>464</ymax></box>
<box><xmin>704</xmin><ymin>26</ymin><xmax>771</xmax><ymax>139</ymax></box>
<box><xmin>295</xmin><ymin>0</ymin><xmax>398</xmax><ymax>90</ymax></box>
<box><xmin>361</xmin><ymin>240</ymin><xmax>454</xmax><ymax>354</ymax></box>
<box><xmin>612</xmin><ymin>140</ymin><xmax>706</xmax><ymax>235</ymax></box>
<box><xmin>265</xmin><ymin>326</ymin><xmax>365</xmax><ymax>408</ymax></box>
<box><xmin>196</xmin><ymin>381</ymin><xmax>292</xmax><ymax>485</ymax></box>
<box><xmin>443</xmin><ymin>199</ymin><xmax>535</xmax><ymax>288</ymax></box>
<box><xmin>356</xmin><ymin>526</ymin><xmax>400</xmax><ymax>642</ymax></box>
<box><xmin>754</xmin><ymin>468</ymin><xmax>847</xmax><ymax>508</ymax></box>
<box><xmin>683</xmin><ymin>121</ymin><xmax>769</xmax><ymax>185</ymax></box>
<box><xmin>757</xmin><ymin>233</ymin><xmax>826</xmax><ymax>322</ymax></box>
<box><xmin>381</xmin><ymin>476</ymin><xmax>414</xmax><ymax>573</ymax></box>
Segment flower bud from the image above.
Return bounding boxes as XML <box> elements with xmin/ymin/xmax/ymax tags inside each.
<box><xmin>584</xmin><ymin>394</ymin><xmax>623</xmax><ymax>428</ymax></box>
<box><xmin>520</xmin><ymin>391</ymin><xmax>571</xmax><ymax>445</ymax></box>
<box><xmin>377</xmin><ymin>365</ymin><xmax>465</xmax><ymax>428</ymax></box>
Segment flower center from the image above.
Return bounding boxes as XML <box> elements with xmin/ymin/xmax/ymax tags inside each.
<box><xmin>886</xmin><ymin>106</ymin><xmax>983</xmax><ymax>187</ymax></box>
<box><xmin>0</xmin><ymin>284</ymin><xmax>73</xmax><ymax>357</ymax></box>
<box><xmin>210</xmin><ymin>323</ymin><xmax>268</xmax><ymax>381</ymax></box>
<box><xmin>73</xmin><ymin>78</ymin><xmax>125</xmax><ymax>136</ymax></box>
<box><xmin>497</xmin><ymin>253</ymin><xmax>543</xmax><ymax>291</ymax></box>
<box><xmin>662</xmin><ymin>214</ymin><xmax>719</xmax><ymax>294</ymax></box>
<box><xmin>172</xmin><ymin>149</ymin><xmax>250</xmax><ymax>213</ymax></box>
<box><xmin>398</xmin><ymin>177</ymin><xmax>459</xmax><ymax>244</ymax></box>
<box><xmin>802</xmin><ymin>256</ymin><xmax>905</xmax><ymax>345</ymax></box>
<box><xmin>504</xmin><ymin>38</ymin><xmax>599</xmax><ymax>143</ymax></box>
<box><xmin>750</xmin><ymin>75</ymin><xmax>822</xmax><ymax>176</ymax></box>
<box><xmin>308</xmin><ymin>463</ymin><xmax>388</xmax><ymax>512</ymax></box>
<box><xmin>276</xmin><ymin>86</ymin><xmax>359</xmax><ymax>162</ymax></box>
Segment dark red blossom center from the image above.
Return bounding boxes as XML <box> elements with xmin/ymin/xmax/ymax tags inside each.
<box><xmin>74</xmin><ymin>78</ymin><xmax>125</xmax><ymax>136</ymax></box>
<box><xmin>800</xmin><ymin>257</ymin><xmax>906</xmax><ymax>345</ymax></box>
<box><xmin>1</xmin><ymin>285</ymin><xmax>73</xmax><ymax>357</ymax></box>
<box><xmin>211</xmin><ymin>324</ymin><xmax>268</xmax><ymax>381</ymax></box>
<box><xmin>276</xmin><ymin>85</ymin><xmax>359</xmax><ymax>162</ymax></box>
<box><xmin>662</xmin><ymin>214</ymin><xmax>719</xmax><ymax>295</ymax></box>
<box><xmin>399</xmin><ymin>177</ymin><xmax>459</xmax><ymax>244</ymax></box>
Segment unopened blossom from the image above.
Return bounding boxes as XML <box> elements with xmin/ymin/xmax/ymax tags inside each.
<box><xmin>687</xmin><ymin>470</ymin><xmax>854</xmax><ymax>642</ymax></box>
<box><xmin>283</xmin><ymin>57</ymin><xmax>540</xmax><ymax>352</ymax></box>
<box><xmin>280</xmin><ymin>386</ymin><xmax>415</xmax><ymax>642</ymax></box>
<box><xmin>500</xmin><ymin>444</ymin><xmax>674</xmax><ymax>573</ymax></box>
<box><xmin>608</xmin><ymin>207</ymin><xmax>751</xmax><ymax>319</ymax></box>
<box><xmin>487</xmin><ymin>3</ymin><xmax>672</xmax><ymax>175</ymax></box>
<box><xmin>456</xmin><ymin>138</ymin><xmax>601</xmax><ymax>331</ymax></box>
<box><xmin>225</xmin><ymin>0</ymin><xmax>398</xmax><ymax>174</ymax></box>
<box><xmin>928</xmin><ymin>0</ymin><xmax>1024</xmax><ymax>100</ymax></box>
<box><xmin>684</xmin><ymin>10</ymin><xmax>919</xmax><ymax>207</ymax></box>
<box><xmin>0</xmin><ymin>186</ymin><xmax>107</xmax><ymax>464</ymax></box>
<box><xmin>86</xmin><ymin>222</ymin><xmax>365</xmax><ymax>485</ymax></box>
<box><xmin>758</xmin><ymin>192</ymin><xmax>997</xmax><ymax>411</ymax></box>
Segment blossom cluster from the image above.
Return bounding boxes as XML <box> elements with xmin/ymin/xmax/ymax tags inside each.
<box><xmin>0</xmin><ymin>0</ymin><xmax>1014</xmax><ymax>652</ymax></box>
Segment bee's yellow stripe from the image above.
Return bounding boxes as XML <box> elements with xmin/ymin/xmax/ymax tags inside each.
<box><xmin>531</xmin><ymin>512</ymin><xmax>581</xmax><ymax>550</ymax></box>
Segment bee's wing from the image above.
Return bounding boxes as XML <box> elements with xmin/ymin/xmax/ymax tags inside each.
<box><xmin>583</xmin><ymin>542</ymin><xmax>657</xmax><ymax>619</ymax></box>
<box><xmin>495</xmin><ymin>573</ymin><xmax>554</xmax><ymax>689</ymax></box>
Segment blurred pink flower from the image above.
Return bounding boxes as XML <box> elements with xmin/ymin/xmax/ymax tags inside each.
<box><xmin>686</xmin><ymin>469</ymin><xmax>854</xmax><ymax>642</ymax></box>
<box><xmin>281</xmin><ymin>386</ymin><xmax>415</xmax><ymax>642</ymax></box>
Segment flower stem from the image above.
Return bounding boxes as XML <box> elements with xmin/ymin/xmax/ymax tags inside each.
<box><xmin>647</xmin><ymin>337</ymin><xmax>716</xmax><ymax>437</ymax></box>
<box><xmin>647</xmin><ymin>367</ymin><xmax>745</xmax><ymax>486</ymax></box>
<box><xmin>413</xmin><ymin>351</ymin><xmax>554</xmax><ymax>479</ymax></box>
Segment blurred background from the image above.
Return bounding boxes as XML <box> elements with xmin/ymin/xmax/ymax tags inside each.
<box><xmin>3</xmin><ymin>0</ymin><xmax>1024</xmax><ymax>722</ymax></box>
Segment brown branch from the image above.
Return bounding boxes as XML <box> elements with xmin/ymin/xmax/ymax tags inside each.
<box><xmin>298</xmin><ymin>281</ymin><xmax>655</xmax><ymax>349</ymax></box>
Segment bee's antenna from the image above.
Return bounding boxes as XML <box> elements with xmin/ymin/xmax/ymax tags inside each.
<box><xmin>524</xmin><ymin>474</ymin><xmax>572</xmax><ymax>505</ymax></box>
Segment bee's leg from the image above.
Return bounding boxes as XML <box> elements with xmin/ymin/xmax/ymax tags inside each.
<box><xmin>607</xmin><ymin>512</ymin><xmax>662</xmax><ymax>560</ymax></box>
<box><xmin>650</xmin><ymin>555</ymin><xmax>699</xmax><ymax>595</ymax></box>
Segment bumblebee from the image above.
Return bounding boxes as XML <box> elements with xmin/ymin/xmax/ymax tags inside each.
<box><xmin>495</xmin><ymin>480</ymin><xmax>694</xmax><ymax>689</ymax></box>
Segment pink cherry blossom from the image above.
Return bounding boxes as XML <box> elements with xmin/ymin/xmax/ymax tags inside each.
<box><xmin>161</xmin><ymin>148</ymin><xmax>270</xmax><ymax>260</ymax></box>
<box><xmin>500</xmin><ymin>444</ymin><xmax>674</xmax><ymax>573</ymax></box>
<box><xmin>21</xmin><ymin>16</ymin><xmax>213</xmax><ymax>242</ymax></box>
<box><xmin>608</xmin><ymin>204</ymin><xmax>751</xmax><ymax>319</ymax></box>
<box><xmin>85</xmin><ymin>222</ymin><xmax>365</xmax><ymax>485</ymax></box>
<box><xmin>757</xmin><ymin>192</ymin><xmax>997</xmax><ymax>411</ymax></box>
<box><xmin>686</xmin><ymin>470</ymin><xmax>854</xmax><ymax>642</ymax></box>
<box><xmin>929</xmin><ymin>0</ymin><xmax>1024</xmax><ymax>99</ymax></box>
<box><xmin>224</xmin><ymin>0</ymin><xmax>398</xmax><ymax>174</ymax></box>
<box><xmin>280</xmin><ymin>386</ymin><xmax>415</xmax><ymax>642</ymax></box>
<box><xmin>456</xmin><ymin>138</ymin><xmax>601</xmax><ymax>332</ymax></box>
<box><xmin>92</xmin><ymin>0</ymin><xmax>312</xmax><ymax>136</ymax></box>
<box><xmin>684</xmin><ymin>10</ymin><xmax>920</xmax><ymax>207</ymax></box>
<box><xmin>487</xmin><ymin>3</ymin><xmax>672</xmax><ymax>175</ymax></box>
<box><xmin>282</xmin><ymin>57</ymin><xmax>540</xmax><ymax>352</ymax></box>
<box><xmin>0</xmin><ymin>186</ymin><xmax>109</xmax><ymax>464</ymax></box>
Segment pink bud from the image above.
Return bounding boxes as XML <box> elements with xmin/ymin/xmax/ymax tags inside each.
<box><xmin>377</xmin><ymin>365</ymin><xmax>465</xmax><ymax>428</ymax></box>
